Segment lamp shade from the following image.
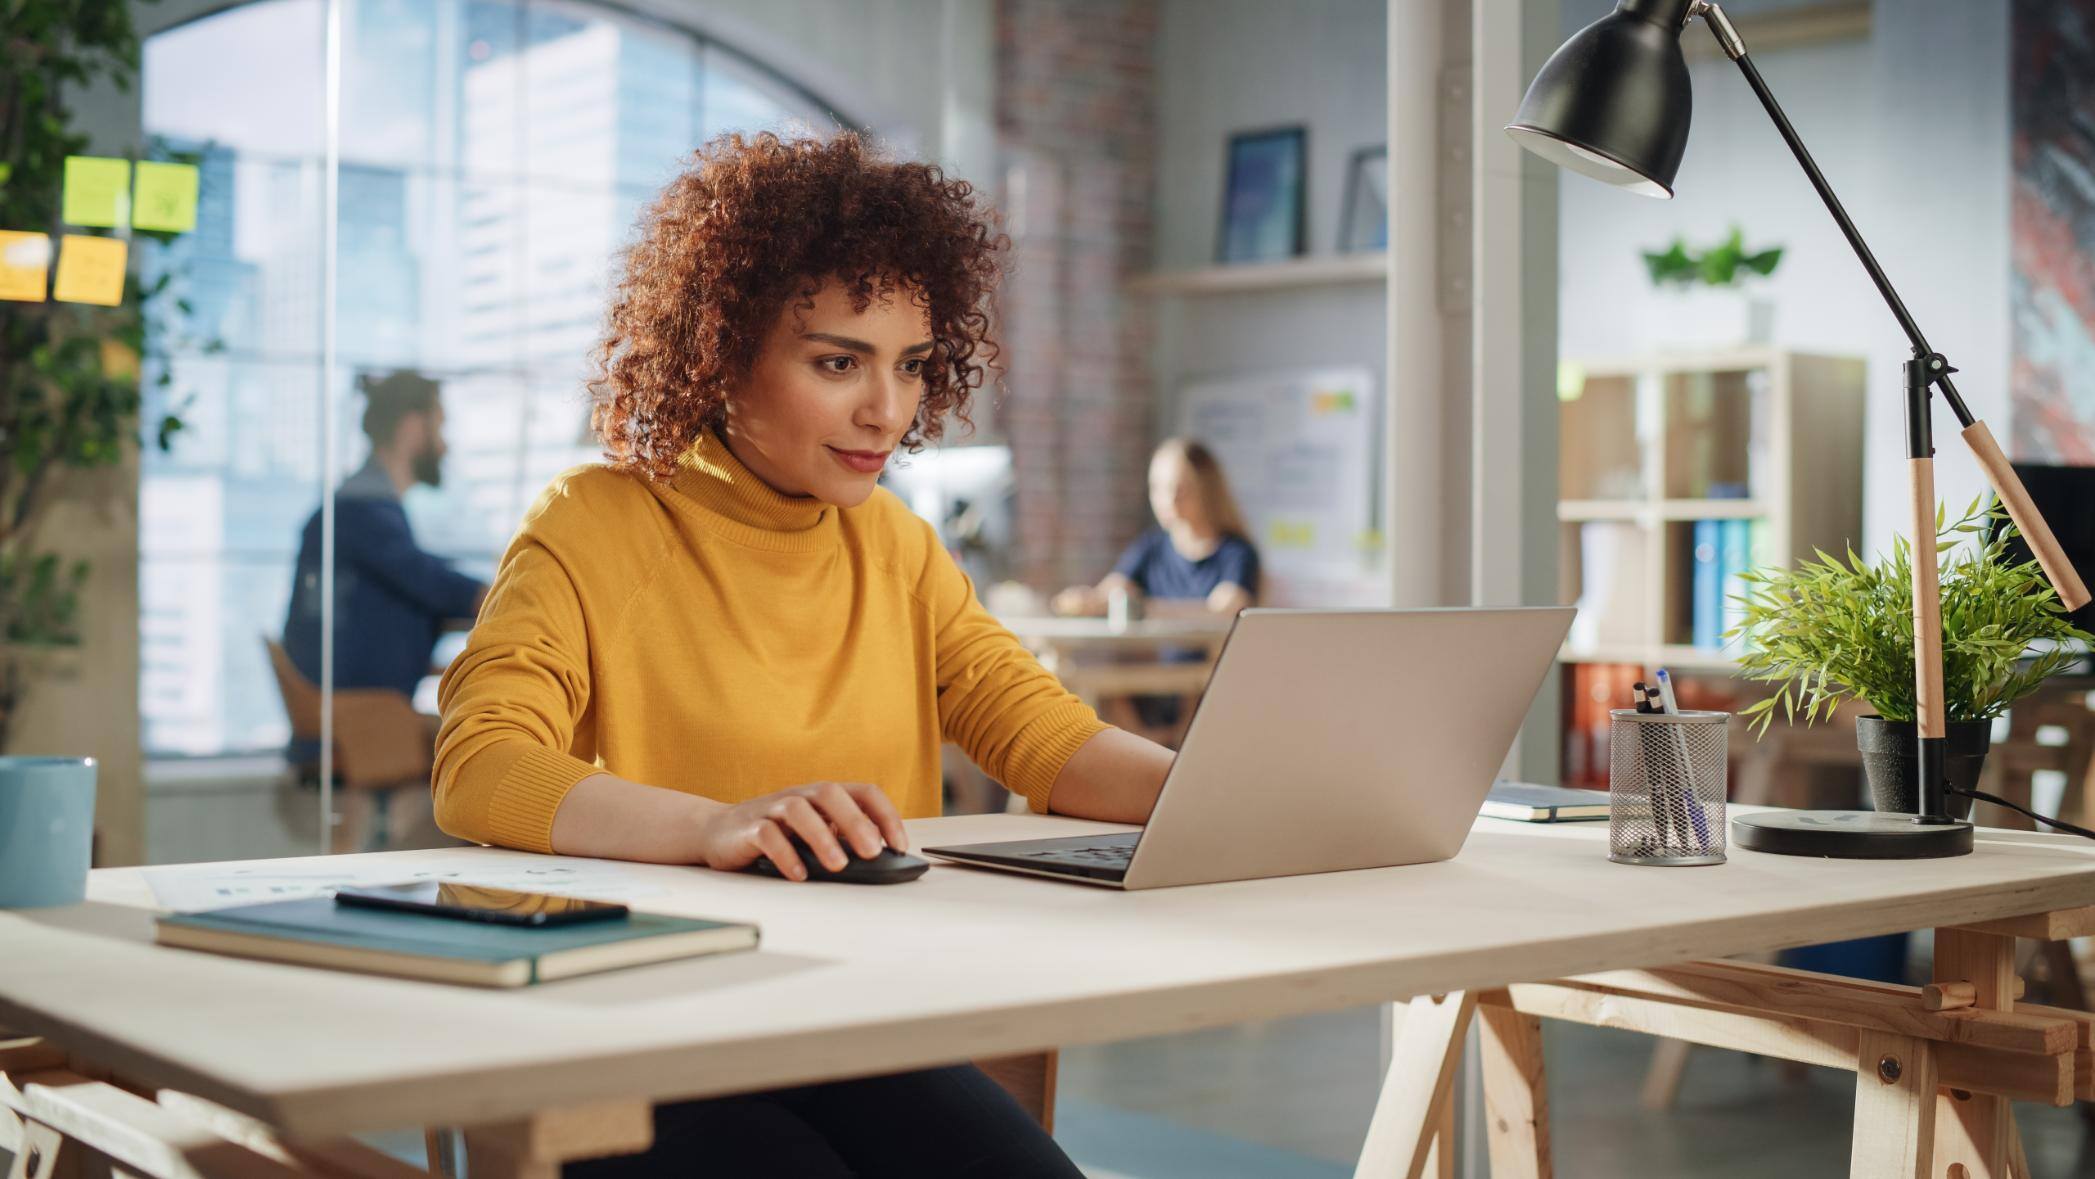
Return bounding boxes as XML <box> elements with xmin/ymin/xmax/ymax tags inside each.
<box><xmin>1504</xmin><ymin>0</ymin><xmax>1695</xmax><ymax>198</ymax></box>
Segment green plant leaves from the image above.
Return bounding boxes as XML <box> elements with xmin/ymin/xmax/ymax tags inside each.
<box><xmin>0</xmin><ymin>550</ymin><xmax>87</xmax><ymax>646</ymax></box>
<box><xmin>1727</xmin><ymin>501</ymin><xmax>2095</xmax><ymax>736</ymax></box>
<box><xmin>1642</xmin><ymin>225</ymin><xmax>1786</xmax><ymax>289</ymax></box>
<box><xmin>1643</xmin><ymin>241</ymin><xmax>1693</xmax><ymax>287</ymax></box>
<box><xmin>0</xmin><ymin>0</ymin><xmax>190</xmax><ymax>742</ymax></box>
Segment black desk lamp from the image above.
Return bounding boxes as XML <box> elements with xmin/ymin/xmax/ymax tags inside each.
<box><xmin>1507</xmin><ymin>0</ymin><xmax>2093</xmax><ymax>857</ymax></box>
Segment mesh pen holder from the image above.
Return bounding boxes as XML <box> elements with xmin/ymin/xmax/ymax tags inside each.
<box><xmin>1609</xmin><ymin>709</ymin><xmax>1728</xmax><ymax>866</ymax></box>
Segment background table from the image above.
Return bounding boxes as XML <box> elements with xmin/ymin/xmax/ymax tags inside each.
<box><xmin>994</xmin><ymin>614</ymin><xmax>1233</xmax><ymax>707</ymax></box>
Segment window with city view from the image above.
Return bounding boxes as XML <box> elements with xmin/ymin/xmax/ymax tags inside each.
<box><xmin>138</xmin><ymin>0</ymin><xmax>845</xmax><ymax>756</ymax></box>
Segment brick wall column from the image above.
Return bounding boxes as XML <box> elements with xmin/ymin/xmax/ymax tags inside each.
<box><xmin>995</xmin><ymin>0</ymin><xmax>1158</xmax><ymax>589</ymax></box>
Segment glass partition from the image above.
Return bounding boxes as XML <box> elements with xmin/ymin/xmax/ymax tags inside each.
<box><xmin>138</xmin><ymin>0</ymin><xmax>841</xmax><ymax>862</ymax></box>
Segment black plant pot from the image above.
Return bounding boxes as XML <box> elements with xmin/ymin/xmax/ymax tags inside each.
<box><xmin>1855</xmin><ymin>715</ymin><xmax>1991</xmax><ymax>821</ymax></box>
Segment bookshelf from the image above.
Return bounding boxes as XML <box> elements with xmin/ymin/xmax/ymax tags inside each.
<box><xmin>1557</xmin><ymin>347</ymin><xmax>1866</xmax><ymax>669</ymax></box>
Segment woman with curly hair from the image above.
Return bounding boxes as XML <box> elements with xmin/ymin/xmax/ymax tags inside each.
<box><xmin>431</xmin><ymin>131</ymin><xmax>1169</xmax><ymax>1176</ymax></box>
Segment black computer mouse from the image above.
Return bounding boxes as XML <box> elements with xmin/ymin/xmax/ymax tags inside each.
<box><xmin>739</xmin><ymin>836</ymin><xmax>930</xmax><ymax>884</ymax></box>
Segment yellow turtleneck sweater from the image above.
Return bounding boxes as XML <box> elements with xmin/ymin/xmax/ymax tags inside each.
<box><xmin>432</xmin><ymin>433</ymin><xmax>1108</xmax><ymax>853</ymax></box>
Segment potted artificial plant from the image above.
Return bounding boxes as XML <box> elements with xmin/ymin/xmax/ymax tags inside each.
<box><xmin>1729</xmin><ymin>500</ymin><xmax>2092</xmax><ymax>818</ymax></box>
<box><xmin>1641</xmin><ymin>226</ymin><xmax>1783</xmax><ymax>349</ymax></box>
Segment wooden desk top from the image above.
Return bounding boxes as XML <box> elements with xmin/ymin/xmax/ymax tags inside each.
<box><xmin>5</xmin><ymin>813</ymin><xmax>2095</xmax><ymax>1139</ymax></box>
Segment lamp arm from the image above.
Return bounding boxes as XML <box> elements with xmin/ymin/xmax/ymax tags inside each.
<box><xmin>1691</xmin><ymin>1</ymin><xmax>2091</xmax><ymax>613</ymax></box>
<box><xmin>1960</xmin><ymin>420</ymin><xmax>2093</xmax><ymax>610</ymax></box>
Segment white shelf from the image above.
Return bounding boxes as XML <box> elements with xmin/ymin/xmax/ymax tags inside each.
<box><xmin>1558</xmin><ymin>643</ymin><xmax>1740</xmax><ymax>672</ymax></box>
<box><xmin>1559</xmin><ymin>499</ymin><xmax>1768</xmax><ymax>524</ymax></box>
<box><xmin>1128</xmin><ymin>253</ymin><xmax>1386</xmax><ymax>296</ymax></box>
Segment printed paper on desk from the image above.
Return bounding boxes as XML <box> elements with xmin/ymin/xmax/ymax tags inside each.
<box><xmin>145</xmin><ymin>857</ymin><xmax>668</xmax><ymax>912</ymax></box>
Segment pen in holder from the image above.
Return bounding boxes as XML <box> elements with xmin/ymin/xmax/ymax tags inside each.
<box><xmin>1609</xmin><ymin>708</ymin><xmax>1728</xmax><ymax>866</ymax></box>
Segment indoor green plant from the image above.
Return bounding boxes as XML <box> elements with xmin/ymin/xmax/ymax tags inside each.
<box><xmin>1641</xmin><ymin>225</ymin><xmax>1784</xmax><ymax>288</ymax></box>
<box><xmin>1640</xmin><ymin>226</ymin><xmax>1784</xmax><ymax>348</ymax></box>
<box><xmin>1729</xmin><ymin>499</ymin><xmax>2093</xmax><ymax>816</ymax></box>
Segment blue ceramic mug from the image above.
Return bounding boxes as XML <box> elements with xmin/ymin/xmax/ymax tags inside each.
<box><xmin>0</xmin><ymin>757</ymin><xmax>98</xmax><ymax>908</ymax></box>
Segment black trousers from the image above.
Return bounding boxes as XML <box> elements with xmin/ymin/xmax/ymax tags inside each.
<box><xmin>561</xmin><ymin>1065</ymin><xmax>1085</xmax><ymax>1179</ymax></box>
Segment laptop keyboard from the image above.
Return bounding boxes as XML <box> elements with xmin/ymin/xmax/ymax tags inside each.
<box><xmin>1024</xmin><ymin>843</ymin><xmax>1135</xmax><ymax>866</ymax></box>
<box><xmin>924</xmin><ymin>831</ymin><xmax>1140</xmax><ymax>881</ymax></box>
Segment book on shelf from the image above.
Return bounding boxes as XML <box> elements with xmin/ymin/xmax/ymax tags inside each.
<box><xmin>1691</xmin><ymin>519</ymin><xmax>1723</xmax><ymax>649</ymax></box>
<box><xmin>1569</xmin><ymin>521</ymin><xmax>1648</xmax><ymax>652</ymax></box>
<box><xmin>1566</xmin><ymin>662</ymin><xmax>1640</xmax><ymax>790</ymax></box>
<box><xmin>1718</xmin><ymin>518</ymin><xmax>1752</xmax><ymax>649</ymax></box>
<box><xmin>1689</xmin><ymin>516</ymin><xmax>1762</xmax><ymax>652</ymax></box>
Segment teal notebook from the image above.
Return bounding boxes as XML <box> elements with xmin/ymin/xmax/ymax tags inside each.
<box><xmin>155</xmin><ymin>897</ymin><xmax>759</xmax><ymax>988</ymax></box>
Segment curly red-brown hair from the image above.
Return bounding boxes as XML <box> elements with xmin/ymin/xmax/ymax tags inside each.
<box><xmin>588</xmin><ymin>131</ymin><xmax>1006</xmax><ymax>480</ymax></box>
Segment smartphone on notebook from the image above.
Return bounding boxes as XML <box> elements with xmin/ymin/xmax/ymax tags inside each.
<box><xmin>334</xmin><ymin>881</ymin><xmax>630</xmax><ymax>927</ymax></box>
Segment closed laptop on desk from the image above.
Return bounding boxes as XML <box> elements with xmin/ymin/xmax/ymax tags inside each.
<box><xmin>927</xmin><ymin>607</ymin><xmax>1574</xmax><ymax>889</ymax></box>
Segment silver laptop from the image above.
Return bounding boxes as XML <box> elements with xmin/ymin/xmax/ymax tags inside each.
<box><xmin>924</xmin><ymin>607</ymin><xmax>1574</xmax><ymax>889</ymax></box>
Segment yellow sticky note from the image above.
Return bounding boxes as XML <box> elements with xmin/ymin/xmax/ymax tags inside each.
<box><xmin>133</xmin><ymin>161</ymin><xmax>199</xmax><ymax>233</ymax></box>
<box><xmin>53</xmin><ymin>235</ymin><xmax>127</xmax><ymax>306</ymax></box>
<box><xmin>62</xmin><ymin>156</ymin><xmax>131</xmax><ymax>228</ymax></box>
<box><xmin>0</xmin><ymin>231</ymin><xmax>52</xmax><ymax>302</ymax></box>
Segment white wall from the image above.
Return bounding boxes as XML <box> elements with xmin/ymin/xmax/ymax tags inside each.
<box><xmin>1556</xmin><ymin>0</ymin><xmax>2010</xmax><ymax>555</ymax></box>
<box><xmin>621</xmin><ymin>0</ymin><xmax>996</xmax><ymax>183</ymax></box>
<box><xmin>1150</xmin><ymin>0</ymin><xmax>1391</xmax><ymax>600</ymax></box>
<box><xmin>1150</xmin><ymin>0</ymin><xmax>1390</xmax><ymax>387</ymax></box>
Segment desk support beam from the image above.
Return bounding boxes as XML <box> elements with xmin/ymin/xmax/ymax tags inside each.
<box><xmin>1475</xmin><ymin>995</ymin><xmax>1550</xmax><ymax>1179</ymax></box>
<box><xmin>1932</xmin><ymin>928</ymin><xmax>2019</xmax><ymax>1179</ymax></box>
<box><xmin>1356</xmin><ymin>993</ymin><xmax>1474</xmax><ymax>1179</ymax></box>
<box><xmin>1398</xmin><ymin>940</ymin><xmax>2064</xmax><ymax>1178</ymax></box>
<box><xmin>462</xmin><ymin>1104</ymin><xmax>652</xmax><ymax>1179</ymax></box>
<box><xmin>1850</xmin><ymin>1031</ymin><xmax>1937</xmax><ymax>1179</ymax></box>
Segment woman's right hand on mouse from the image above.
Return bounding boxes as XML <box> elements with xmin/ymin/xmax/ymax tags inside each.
<box><xmin>693</xmin><ymin>782</ymin><xmax>909</xmax><ymax>881</ymax></box>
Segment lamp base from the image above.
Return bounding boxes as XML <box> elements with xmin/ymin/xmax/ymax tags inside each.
<box><xmin>1730</xmin><ymin>811</ymin><xmax>1973</xmax><ymax>859</ymax></box>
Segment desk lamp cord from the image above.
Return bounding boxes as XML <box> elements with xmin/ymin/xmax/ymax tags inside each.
<box><xmin>1947</xmin><ymin>786</ymin><xmax>2095</xmax><ymax>842</ymax></box>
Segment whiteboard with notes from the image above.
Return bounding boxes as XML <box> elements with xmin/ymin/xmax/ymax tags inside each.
<box><xmin>1176</xmin><ymin>367</ymin><xmax>1383</xmax><ymax>606</ymax></box>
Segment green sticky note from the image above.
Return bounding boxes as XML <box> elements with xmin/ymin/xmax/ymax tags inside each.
<box><xmin>62</xmin><ymin>156</ymin><xmax>131</xmax><ymax>228</ymax></box>
<box><xmin>133</xmin><ymin>161</ymin><xmax>199</xmax><ymax>233</ymax></box>
<box><xmin>0</xmin><ymin>163</ymin><xmax>12</xmax><ymax>187</ymax></box>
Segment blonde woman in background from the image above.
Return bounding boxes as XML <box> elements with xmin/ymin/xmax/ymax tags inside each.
<box><xmin>1054</xmin><ymin>437</ymin><xmax>1261</xmax><ymax>621</ymax></box>
<box><xmin>1053</xmin><ymin>438</ymin><xmax>1260</xmax><ymax>740</ymax></box>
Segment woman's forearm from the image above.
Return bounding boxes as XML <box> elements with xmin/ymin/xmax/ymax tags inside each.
<box><xmin>1044</xmin><ymin>727</ymin><xmax>1173</xmax><ymax>824</ymax></box>
<box><xmin>549</xmin><ymin>772</ymin><xmax>723</xmax><ymax>862</ymax></box>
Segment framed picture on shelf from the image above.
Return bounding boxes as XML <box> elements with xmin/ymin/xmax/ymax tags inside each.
<box><xmin>1338</xmin><ymin>145</ymin><xmax>1387</xmax><ymax>253</ymax></box>
<box><xmin>1217</xmin><ymin>125</ymin><xmax>1306</xmax><ymax>264</ymax></box>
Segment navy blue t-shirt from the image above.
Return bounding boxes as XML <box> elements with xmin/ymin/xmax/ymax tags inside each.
<box><xmin>1111</xmin><ymin>528</ymin><xmax>1261</xmax><ymax>602</ymax></box>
